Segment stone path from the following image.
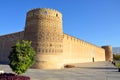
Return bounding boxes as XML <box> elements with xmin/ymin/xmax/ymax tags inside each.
<box><xmin>0</xmin><ymin>62</ymin><xmax>120</xmax><ymax>80</ymax></box>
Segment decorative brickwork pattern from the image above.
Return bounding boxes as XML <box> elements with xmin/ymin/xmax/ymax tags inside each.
<box><xmin>24</xmin><ymin>8</ymin><xmax>63</xmax><ymax>69</ymax></box>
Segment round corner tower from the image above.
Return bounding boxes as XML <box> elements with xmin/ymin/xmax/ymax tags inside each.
<box><xmin>102</xmin><ymin>46</ymin><xmax>113</xmax><ymax>61</ymax></box>
<box><xmin>24</xmin><ymin>8</ymin><xmax>63</xmax><ymax>69</ymax></box>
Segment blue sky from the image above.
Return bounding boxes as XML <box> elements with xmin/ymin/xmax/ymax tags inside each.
<box><xmin>0</xmin><ymin>0</ymin><xmax>120</xmax><ymax>47</ymax></box>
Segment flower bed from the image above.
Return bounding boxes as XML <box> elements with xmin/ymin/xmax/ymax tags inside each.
<box><xmin>0</xmin><ymin>73</ymin><xmax>30</xmax><ymax>80</ymax></box>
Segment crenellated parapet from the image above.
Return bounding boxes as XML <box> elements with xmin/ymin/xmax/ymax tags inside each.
<box><xmin>27</xmin><ymin>8</ymin><xmax>62</xmax><ymax>17</ymax></box>
<box><xmin>26</xmin><ymin>8</ymin><xmax>62</xmax><ymax>24</ymax></box>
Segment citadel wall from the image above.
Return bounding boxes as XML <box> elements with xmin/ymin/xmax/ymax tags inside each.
<box><xmin>0</xmin><ymin>31</ymin><xmax>24</xmax><ymax>63</ymax></box>
<box><xmin>62</xmin><ymin>34</ymin><xmax>105</xmax><ymax>65</ymax></box>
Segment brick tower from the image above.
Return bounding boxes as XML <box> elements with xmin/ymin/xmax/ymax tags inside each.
<box><xmin>24</xmin><ymin>8</ymin><xmax>63</xmax><ymax>69</ymax></box>
<box><xmin>102</xmin><ymin>46</ymin><xmax>113</xmax><ymax>61</ymax></box>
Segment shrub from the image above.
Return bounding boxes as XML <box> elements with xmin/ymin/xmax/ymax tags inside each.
<box><xmin>64</xmin><ymin>65</ymin><xmax>75</xmax><ymax>68</ymax></box>
<box><xmin>8</xmin><ymin>40</ymin><xmax>35</xmax><ymax>75</ymax></box>
<box><xmin>113</xmin><ymin>54</ymin><xmax>120</xmax><ymax>60</ymax></box>
<box><xmin>115</xmin><ymin>62</ymin><xmax>120</xmax><ymax>68</ymax></box>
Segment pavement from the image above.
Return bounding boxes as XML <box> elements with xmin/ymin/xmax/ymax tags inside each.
<box><xmin>0</xmin><ymin>61</ymin><xmax>120</xmax><ymax>80</ymax></box>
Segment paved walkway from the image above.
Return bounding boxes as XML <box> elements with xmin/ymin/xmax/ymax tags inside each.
<box><xmin>0</xmin><ymin>62</ymin><xmax>120</xmax><ymax>80</ymax></box>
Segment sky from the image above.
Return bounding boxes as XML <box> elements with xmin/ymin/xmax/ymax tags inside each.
<box><xmin>0</xmin><ymin>0</ymin><xmax>120</xmax><ymax>47</ymax></box>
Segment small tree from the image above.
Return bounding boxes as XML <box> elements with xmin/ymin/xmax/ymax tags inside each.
<box><xmin>113</xmin><ymin>54</ymin><xmax>120</xmax><ymax>61</ymax></box>
<box><xmin>8</xmin><ymin>40</ymin><xmax>35</xmax><ymax>75</ymax></box>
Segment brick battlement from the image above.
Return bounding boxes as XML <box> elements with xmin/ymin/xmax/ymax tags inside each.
<box><xmin>26</xmin><ymin>8</ymin><xmax>62</xmax><ymax>20</ymax></box>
